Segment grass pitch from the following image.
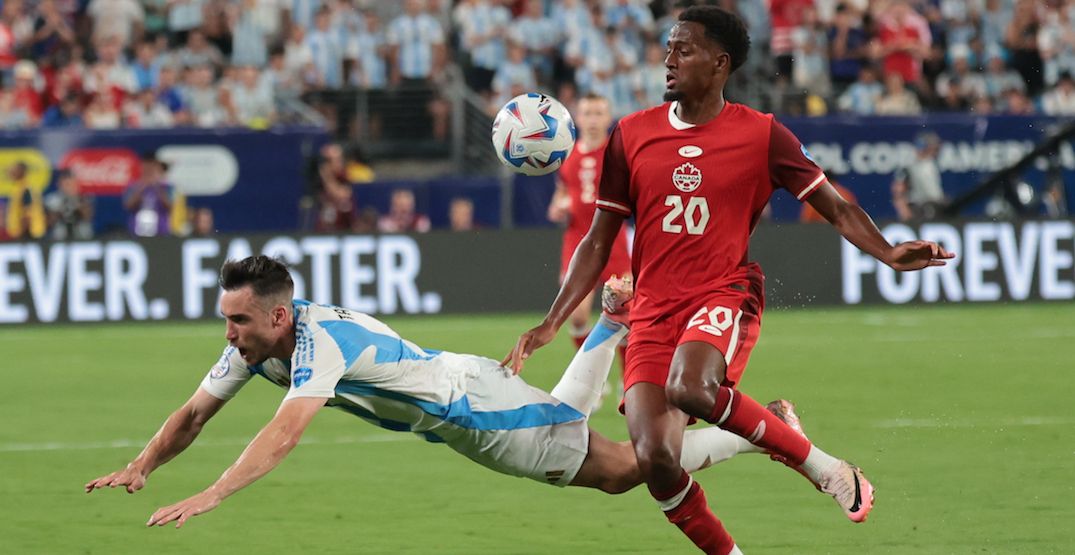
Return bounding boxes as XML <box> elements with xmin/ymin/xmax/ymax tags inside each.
<box><xmin>2</xmin><ymin>304</ymin><xmax>1073</xmax><ymax>554</ymax></box>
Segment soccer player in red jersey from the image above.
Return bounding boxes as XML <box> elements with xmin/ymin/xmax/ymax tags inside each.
<box><xmin>505</xmin><ymin>7</ymin><xmax>954</xmax><ymax>554</ymax></box>
<box><xmin>548</xmin><ymin>93</ymin><xmax>632</xmax><ymax>352</ymax></box>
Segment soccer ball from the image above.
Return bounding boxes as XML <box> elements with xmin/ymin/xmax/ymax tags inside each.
<box><xmin>492</xmin><ymin>93</ymin><xmax>577</xmax><ymax>176</ymax></box>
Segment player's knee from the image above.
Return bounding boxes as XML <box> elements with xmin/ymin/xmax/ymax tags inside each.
<box><xmin>665</xmin><ymin>379</ymin><xmax>713</xmax><ymax>419</ymax></box>
<box><xmin>633</xmin><ymin>441</ymin><xmax>679</xmax><ymax>480</ymax></box>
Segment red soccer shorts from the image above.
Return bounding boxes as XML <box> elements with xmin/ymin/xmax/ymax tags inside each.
<box><xmin>561</xmin><ymin>230</ymin><xmax>632</xmax><ymax>284</ymax></box>
<box><xmin>624</xmin><ymin>263</ymin><xmax>765</xmax><ymax>394</ymax></box>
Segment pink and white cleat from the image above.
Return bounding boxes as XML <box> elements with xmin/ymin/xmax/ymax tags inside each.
<box><xmin>818</xmin><ymin>461</ymin><xmax>875</xmax><ymax>523</ymax></box>
<box><xmin>601</xmin><ymin>275</ymin><xmax>633</xmax><ymax>327</ymax></box>
<box><xmin>765</xmin><ymin>400</ymin><xmax>822</xmax><ymax>491</ymax></box>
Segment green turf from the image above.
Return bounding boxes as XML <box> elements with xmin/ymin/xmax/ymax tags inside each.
<box><xmin>2</xmin><ymin>304</ymin><xmax>1073</xmax><ymax>554</ymax></box>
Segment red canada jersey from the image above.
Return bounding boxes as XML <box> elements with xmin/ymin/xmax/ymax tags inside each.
<box><xmin>559</xmin><ymin>140</ymin><xmax>607</xmax><ymax>238</ymax></box>
<box><xmin>597</xmin><ymin>101</ymin><xmax>825</xmax><ymax>325</ymax></box>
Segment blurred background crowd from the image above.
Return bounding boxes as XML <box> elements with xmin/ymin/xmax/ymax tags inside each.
<box><xmin>0</xmin><ymin>0</ymin><xmax>1073</xmax><ymax>242</ymax></box>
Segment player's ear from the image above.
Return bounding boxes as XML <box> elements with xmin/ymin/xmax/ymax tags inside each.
<box><xmin>713</xmin><ymin>51</ymin><xmax>730</xmax><ymax>75</ymax></box>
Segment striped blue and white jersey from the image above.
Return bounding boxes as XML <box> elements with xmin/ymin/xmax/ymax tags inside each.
<box><xmin>385</xmin><ymin>13</ymin><xmax>445</xmax><ymax>79</ymax></box>
<box><xmin>200</xmin><ymin>300</ymin><xmax>585</xmax><ymax>445</ymax></box>
<box><xmin>455</xmin><ymin>1</ymin><xmax>511</xmax><ymax>71</ymax></box>
<box><xmin>306</xmin><ymin>28</ymin><xmax>343</xmax><ymax>88</ymax></box>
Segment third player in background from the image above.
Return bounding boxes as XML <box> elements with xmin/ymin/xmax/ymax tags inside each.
<box><xmin>548</xmin><ymin>93</ymin><xmax>633</xmax><ymax>394</ymax></box>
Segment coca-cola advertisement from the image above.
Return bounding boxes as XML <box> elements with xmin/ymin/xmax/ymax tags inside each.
<box><xmin>59</xmin><ymin>148</ymin><xmax>140</xmax><ymax>196</ymax></box>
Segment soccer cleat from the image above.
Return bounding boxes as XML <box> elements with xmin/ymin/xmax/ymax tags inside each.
<box><xmin>601</xmin><ymin>275</ymin><xmax>633</xmax><ymax>327</ymax></box>
<box><xmin>765</xmin><ymin>400</ymin><xmax>822</xmax><ymax>491</ymax></box>
<box><xmin>818</xmin><ymin>461</ymin><xmax>875</xmax><ymax>523</ymax></box>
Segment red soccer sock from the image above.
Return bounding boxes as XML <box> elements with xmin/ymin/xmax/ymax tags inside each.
<box><xmin>708</xmin><ymin>386</ymin><xmax>811</xmax><ymax>466</ymax></box>
<box><xmin>653</xmin><ymin>472</ymin><xmax>736</xmax><ymax>555</ymax></box>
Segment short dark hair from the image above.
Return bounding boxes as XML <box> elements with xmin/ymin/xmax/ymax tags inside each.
<box><xmin>219</xmin><ymin>256</ymin><xmax>294</xmax><ymax>301</ymax></box>
<box><xmin>679</xmin><ymin>6</ymin><xmax>751</xmax><ymax>73</ymax></box>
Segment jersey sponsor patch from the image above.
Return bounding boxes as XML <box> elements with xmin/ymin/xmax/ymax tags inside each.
<box><xmin>672</xmin><ymin>162</ymin><xmax>702</xmax><ymax>193</ymax></box>
<box><xmin>293</xmin><ymin>366</ymin><xmax>313</xmax><ymax>387</ymax></box>
<box><xmin>800</xmin><ymin>144</ymin><xmax>816</xmax><ymax>163</ymax></box>
<box><xmin>211</xmin><ymin>348</ymin><xmax>233</xmax><ymax>379</ymax></box>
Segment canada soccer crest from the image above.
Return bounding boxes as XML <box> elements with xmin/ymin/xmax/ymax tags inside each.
<box><xmin>672</xmin><ymin>162</ymin><xmax>702</xmax><ymax>193</ymax></box>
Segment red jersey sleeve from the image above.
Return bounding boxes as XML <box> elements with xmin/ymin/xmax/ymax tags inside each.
<box><xmin>769</xmin><ymin>118</ymin><xmax>826</xmax><ymax>201</ymax></box>
<box><xmin>596</xmin><ymin>123</ymin><xmax>632</xmax><ymax>216</ymax></box>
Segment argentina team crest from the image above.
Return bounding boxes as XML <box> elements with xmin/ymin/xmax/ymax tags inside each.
<box><xmin>211</xmin><ymin>347</ymin><xmax>233</xmax><ymax>379</ymax></box>
<box><xmin>672</xmin><ymin>162</ymin><xmax>702</xmax><ymax>193</ymax></box>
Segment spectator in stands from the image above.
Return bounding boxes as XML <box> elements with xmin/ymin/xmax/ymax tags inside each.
<box><xmin>182</xmin><ymin>63</ymin><xmax>225</xmax><ymax>126</ymax></box>
<box><xmin>510</xmin><ymin>0</ymin><xmax>560</xmax><ymax>85</ymax></box>
<box><xmin>131</xmin><ymin>40</ymin><xmax>161</xmax><ymax>92</ymax></box>
<box><xmin>892</xmin><ymin>132</ymin><xmax>946</xmax><ymax>221</ymax></box>
<box><xmin>828</xmin><ymin>2</ymin><xmax>869</xmax><ymax>90</ymax></box>
<box><xmin>982</xmin><ymin>52</ymin><xmax>1026</xmax><ymax>103</ymax></box>
<box><xmin>31</xmin><ymin>0</ymin><xmax>75</xmax><ymax>59</ymax></box>
<box><xmin>4</xmin><ymin>161</ymin><xmax>46</xmax><ymax>239</ymax></box>
<box><xmin>1001</xmin><ymin>87</ymin><xmax>1036</xmax><ymax>115</ymax></box>
<box><xmin>1005</xmin><ymin>0</ymin><xmax>1044</xmax><ymax>96</ymax></box>
<box><xmin>12</xmin><ymin>60</ymin><xmax>43</xmax><ymax>124</ymax></box>
<box><xmin>177</xmin><ymin>29</ymin><xmax>224</xmax><ymax>72</ymax></box>
<box><xmin>876</xmin><ymin>71</ymin><xmax>922</xmax><ymax>115</ymax></box>
<box><xmin>490</xmin><ymin>40</ymin><xmax>536</xmax><ymax>113</ymax></box>
<box><xmin>386</xmin><ymin>0</ymin><xmax>446</xmax><ymax>87</ymax></box>
<box><xmin>306</xmin><ymin>6</ymin><xmax>344</xmax><ymax>89</ymax></box>
<box><xmin>41</xmin><ymin>92</ymin><xmax>83</xmax><ymax>127</ymax></box>
<box><xmin>85</xmin><ymin>35</ymin><xmax>137</xmax><ymax>95</ymax></box>
<box><xmin>44</xmin><ymin>168</ymin><xmax>93</xmax><ymax>240</ymax></box>
<box><xmin>934</xmin><ymin>46</ymin><xmax>987</xmax><ymax>109</ymax></box>
<box><xmin>87</xmin><ymin>0</ymin><xmax>144</xmax><ymax>48</ymax></box>
<box><xmin>124</xmin><ymin>87</ymin><xmax>174</xmax><ymax>127</ymax></box>
<box><xmin>314</xmin><ymin>142</ymin><xmax>356</xmax><ymax>233</ymax></box>
<box><xmin>970</xmin><ymin>94</ymin><xmax>994</xmax><ymax>115</ymax></box>
<box><xmin>791</xmin><ymin>7</ymin><xmax>831</xmax><ymax>100</ymax></box>
<box><xmin>155</xmin><ymin>64</ymin><xmax>189</xmax><ymax>122</ymax></box>
<box><xmin>874</xmin><ymin>0</ymin><xmax>931</xmax><ymax>88</ymax></box>
<box><xmin>449</xmin><ymin>196</ymin><xmax>475</xmax><ymax>232</ymax></box>
<box><xmin>0</xmin><ymin>6</ymin><xmax>20</xmax><ymax>79</ymax></box>
<box><xmin>346</xmin><ymin>10</ymin><xmax>389</xmax><ymax>91</ymax></box>
<box><xmin>837</xmin><ymin>64</ymin><xmax>883</xmax><ymax>114</ymax></box>
<box><xmin>229</xmin><ymin>66</ymin><xmax>274</xmax><ymax>128</ymax></box>
<box><xmin>0</xmin><ymin>89</ymin><xmax>32</xmax><ymax>129</ymax></box>
<box><xmin>191</xmin><ymin>206</ymin><xmax>214</xmax><ymax>236</ymax></box>
<box><xmin>768</xmin><ymin>0</ymin><xmax>812</xmax><ymax>84</ymax></box>
<box><xmin>634</xmin><ymin>42</ymin><xmax>666</xmax><ymax>110</ymax></box>
<box><xmin>378</xmin><ymin>188</ymin><xmax>430</xmax><ymax>233</ymax></box>
<box><xmin>124</xmin><ymin>152</ymin><xmax>174</xmax><ymax>237</ymax></box>
<box><xmin>454</xmin><ymin>0</ymin><xmax>510</xmax><ymax>95</ymax></box>
<box><xmin>229</xmin><ymin>0</ymin><xmax>271</xmax><ymax>68</ymax></box>
<box><xmin>1037</xmin><ymin>3</ymin><xmax>1075</xmax><ymax>88</ymax></box>
<box><xmin>605</xmin><ymin>0</ymin><xmax>655</xmax><ymax>63</ymax></box>
<box><xmin>283</xmin><ymin>25</ymin><xmax>316</xmax><ymax>88</ymax></box>
<box><xmin>166</xmin><ymin>0</ymin><xmax>205</xmax><ymax>45</ymax></box>
<box><xmin>84</xmin><ymin>88</ymin><xmax>122</xmax><ymax>129</ymax></box>
<box><xmin>1042</xmin><ymin>71</ymin><xmax>1075</xmax><ymax>115</ymax></box>
<box><xmin>344</xmin><ymin>144</ymin><xmax>375</xmax><ymax>184</ymax></box>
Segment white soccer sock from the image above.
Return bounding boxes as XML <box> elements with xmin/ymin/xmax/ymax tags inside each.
<box><xmin>569</xmin><ymin>322</ymin><xmax>591</xmax><ymax>341</ymax></box>
<box><xmin>800</xmin><ymin>445</ymin><xmax>842</xmax><ymax>482</ymax></box>
<box><xmin>680</xmin><ymin>426</ymin><xmax>765</xmax><ymax>473</ymax></box>
<box><xmin>727</xmin><ymin>544</ymin><xmax>744</xmax><ymax>555</ymax></box>
<box><xmin>550</xmin><ymin>315</ymin><xmax>627</xmax><ymax>418</ymax></box>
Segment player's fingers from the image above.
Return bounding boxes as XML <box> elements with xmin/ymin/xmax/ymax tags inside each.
<box><xmin>927</xmin><ymin>259</ymin><xmax>947</xmax><ymax>267</ymax></box>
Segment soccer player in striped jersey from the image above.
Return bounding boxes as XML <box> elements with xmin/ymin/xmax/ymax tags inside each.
<box><xmin>86</xmin><ymin>257</ymin><xmax>781</xmax><ymax>531</ymax></box>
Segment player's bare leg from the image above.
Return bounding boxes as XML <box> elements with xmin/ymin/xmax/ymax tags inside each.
<box><xmin>667</xmin><ymin>341</ymin><xmax>875</xmax><ymax>523</ymax></box>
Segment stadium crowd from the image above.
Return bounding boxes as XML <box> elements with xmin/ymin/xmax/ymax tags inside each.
<box><xmin>1</xmin><ymin>0</ymin><xmax>1073</xmax><ymax>240</ymax></box>
<box><xmin>0</xmin><ymin>0</ymin><xmax>1071</xmax><ymax>131</ymax></box>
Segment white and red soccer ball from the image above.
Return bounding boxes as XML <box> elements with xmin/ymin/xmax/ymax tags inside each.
<box><xmin>492</xmin><ymin>93</ymin><xmax>577</xmax><ymax>176</ymax></box>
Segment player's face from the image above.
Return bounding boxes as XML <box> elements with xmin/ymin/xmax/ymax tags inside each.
<box><xmin>663</xmin><ymin>21</ymin><xmax>729</xmax><ymax>102</ymax></box>
<box><xmin>220</xmin><ymin>287</ymin><xmax>283</xmax><ymax>365</ymax></box>
<box><xmin>576</xmin><ymin>98</ymin><xmax>612</xmax><ymax>141</ymax></box>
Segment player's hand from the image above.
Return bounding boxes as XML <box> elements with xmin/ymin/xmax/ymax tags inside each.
<box><xmin>146</xmin><ymin>490</ymin><xmax>222</xmax><ymax>529</ymax></box>
<box><xmin>85</xmin><ymin>464</ymin><xmax>148</xmax><ymax>494</ymax></box>
<box><xmin>501</xmin><ymin>322</ymin><xmax>557</xmax><ymax>374</ymax></box>
<box><xmin>885</xmin><ymin>240</ymin><xmax>956</xmax><ymax>271</ymax></box>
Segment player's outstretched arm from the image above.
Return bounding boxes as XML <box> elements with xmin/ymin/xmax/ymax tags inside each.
<box><xmin>503</xmin><ymin>208</ymin><xmax>625</xmax><ymax>373</ymax></box>
<box><xmin>146</xmin><ymin>396</ymin><xmax>326</xmax><ymax>529</ymax></box>
<box><xmin>806</xmin><ymin>182</ymin><xmax>955</xmax><ymax>271</ymax></box>
<box><xmin>85</xmin><ymin>388</ymin><xmax>228</xmax><ymax>494</ymax></box>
